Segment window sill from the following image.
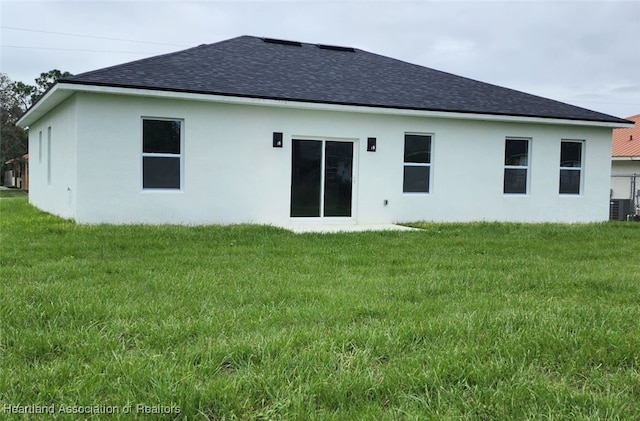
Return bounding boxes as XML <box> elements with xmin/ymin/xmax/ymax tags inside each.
<box><xmin>141</xmin><ymin>189</ymin><xmax>184</xmax><ymax>193</ymax></box>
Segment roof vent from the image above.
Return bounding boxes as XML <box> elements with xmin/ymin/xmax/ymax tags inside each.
<box><xmin>316</xmin><ymin>44</ymin><xmax>355</xmax><ymax>53</ymax></box>
<box><xmin>262</xmin><ymin>38</ymin><xmax>302</xmax><ymax>47</ymax></box>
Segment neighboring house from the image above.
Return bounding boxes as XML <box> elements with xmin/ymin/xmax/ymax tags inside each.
<box><xmin>3</xmin><ymin>154</ymin><xmax>29</xmax><ymax>190</ymax></box>
<box><xmin>17</xmin><ymin>36</ymin><xmax>633</xmax><ymax>226</ymax></box>
<box><xmin>610</xmin><ymin>114</ymin><xmax>640</xmax><ymax>220</ymax></box>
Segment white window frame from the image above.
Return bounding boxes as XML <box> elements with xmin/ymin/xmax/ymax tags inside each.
<box><xmin>503</xmin><ymin>137</ymin><xmax>530</xmax><ymax>195</ymax></box>
<box><xmin>403</xmin><ymin>132</ymin><xmax>433</xmax><ymax>194</ymax></box>
<box><xmin>141</xmin><ymin>117</ymin><xmax>184</xmax><ymax>191</ymax></box>
<box><xmin>559</xmin><ymin>140</ymin><xmax>584</xmax><ymax>195</ymax></box>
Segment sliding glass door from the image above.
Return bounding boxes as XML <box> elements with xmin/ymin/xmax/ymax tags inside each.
<box><xmin>291</xmin><ymin>139</ymin><xmax>353</xmax><ymax>218</ymax></box>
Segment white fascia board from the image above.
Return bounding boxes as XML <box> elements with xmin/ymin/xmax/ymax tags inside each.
<box><xmin>18</xmin><ymin>83</ymin><xmax>635</xmax><ymax>129</ymax></box>
<box><xmin>17</xmin><ymin>84</ymin><xmax>76</xmax><ymax>127</ymax></box>
<box><xmin>612</xmin><ymin>156</ymin><xmax>640</xmax><ymax>161</ymax></box>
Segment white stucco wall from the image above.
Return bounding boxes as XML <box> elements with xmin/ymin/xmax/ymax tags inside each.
<box><xmin>27</xmin><ymin>96</ymin><xmax>78</xmax><ymax>220</ymax></box>
<box><xmin>31</xmin><ymin>92</ymin><xmax>615</xmax><ymax>225</ymax></box>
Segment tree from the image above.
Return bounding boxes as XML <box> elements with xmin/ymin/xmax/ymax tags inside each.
<box><xmin>1</xmin><ymin>74</ymin><xmax>27</xmax><ymax>126</ymax></box>
<box><xmin>32</xmin><ymin>69</ymin><xmax>72</xmax><ymax>105</ymax></box>
<box><xmin>1</xmin><ymin>73</ymin><xmax>28</xmax><ymax>185</ymax></box>
<box><xmin>35</xmin><ymin>69</ymin><xmax>72</xmax><ymax>92</ymax></box>
<box><xmin>0</xmin><ymin>70</ymin><xmax>71</xmax><ymax>185</ymax></box>
<box><xmin>11</xmin><ymin>81</ymin><xmax>36</xmax><ymax>112</ymax></box>
<box><xmin>12</xmin><ymin>69</ymin><xmax>72</xmax><ymax>111</ymax></box>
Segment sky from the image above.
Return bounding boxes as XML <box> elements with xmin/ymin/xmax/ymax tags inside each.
<box><xmin>1</xmin><ymin>0</ymin><xmax>639</xmax><ymax>119</ymax></box>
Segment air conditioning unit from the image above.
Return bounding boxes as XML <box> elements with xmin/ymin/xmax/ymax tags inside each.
<box><xmin>610</xmin><ymin>199</ymin><xmax>633</xmax><ymax>221</ymax></box>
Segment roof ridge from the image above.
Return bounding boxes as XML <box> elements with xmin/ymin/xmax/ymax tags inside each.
<box><xmin>43</xmin><ymin>35</ymin><xmax>631</xmax><ymax>125</ymax></box>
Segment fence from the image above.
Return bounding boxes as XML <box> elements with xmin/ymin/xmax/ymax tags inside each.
<box><xmin>610</xmin><ymin>173</ymin><xmax>639</xmax><ymax>221</ymax></box>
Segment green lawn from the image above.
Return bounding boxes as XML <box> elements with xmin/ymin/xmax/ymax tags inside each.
<box><xmin>1</xmin><ymin>197</ymin><xmax>639</xmax><ymax>420</ymax></box>
<box><xmin>0</xmin><ymin>189</ymin><xmax>28</xmax><ymax>199</ymax></box>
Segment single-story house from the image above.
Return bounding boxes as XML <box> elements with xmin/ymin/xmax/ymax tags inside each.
<box><xmin>17</xmin><ymin>35</ymin><xmax>633</xmax><ymax>226</ymax></box>
<box><xmin>3</xmin><ymin>154</ymin><xmax>29</xmax><ymax>190</ymax></box>
<box><xmin>610</xmin><ymin>114</ymin><xmax>639</xmax><ymax>219</ymax></box>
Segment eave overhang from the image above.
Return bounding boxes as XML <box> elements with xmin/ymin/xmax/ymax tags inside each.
<box><xmin>612</xmin><ymin>156</ymin><xmax>640</xmax><ymax>161</ymax></box>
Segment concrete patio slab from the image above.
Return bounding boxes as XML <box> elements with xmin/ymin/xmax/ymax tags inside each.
<box><xmin>277</xmin><ymin>224</ymin><xmax>421</xmax><ymax>234</ymax></box>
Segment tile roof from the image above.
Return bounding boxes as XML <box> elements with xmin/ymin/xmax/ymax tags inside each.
<box><xmin>612</xmin><ymin>114</ymin><xmax>640</xmax><ymax>157</ymax></box>
<box><xmin>61</xmin><ymin>35</ymin><xmax>629</xmax><ymax>124</ymax></box>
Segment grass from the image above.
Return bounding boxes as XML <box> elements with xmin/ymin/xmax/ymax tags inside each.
<box><xmin>1</xmin><ymin>197</ymin><xmax>639</xmax><ymax>420</ymax></box>
<box><xmin>0</xmin><ymin>189</ymin><xmax>28</xmax><ymax>199</ymax></box>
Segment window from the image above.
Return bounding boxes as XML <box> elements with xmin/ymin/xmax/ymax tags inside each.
<box><xmin>503</xmin><ymin>138</ymin><xmax>529</xmax><ymax>194</ymax></box>
<box><xmin>559</xmin><ymin>140</ymin><xmax>583</xmax><ymax>195</ymax></box>
<box><xmin>47</xmin><ymin>127</ymin><xmax>52</xmax><ymax>185</ymax></box>
<box><xmin>403</xmin><ymin>133</ymin><xmax>432</xmax><ymax>193</ymax></box>
<box><xmin>38</xmin><ymin>131</ymin><xmax>43</xmax><ymax>163</ymax></box>
<box><xmin>142</xmin><ymin>118</ymin><xmax>182</xmax><ymax>189</ymax></box>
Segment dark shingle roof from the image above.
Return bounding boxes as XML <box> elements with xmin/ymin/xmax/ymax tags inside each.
<box><xmin>61</xmin><ymin>35</ymin><xmax>628</xmax><ymax>124</ymax></box>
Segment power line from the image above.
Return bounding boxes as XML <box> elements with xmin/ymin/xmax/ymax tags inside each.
<box><xmin>1</xmin><ymin>45</ymin><xmax>159</xmax><ymax>55</ymax></box>
<box><xmin>0</xmin><ymin>26</ymin><xmax>189</xmax><ymax>47</ymax></box>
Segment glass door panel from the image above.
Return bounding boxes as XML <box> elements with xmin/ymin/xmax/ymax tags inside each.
<box><xmin>323</xmin><ymin>141</ymin><xmax>353</xmax><ymax>217</ymax></box>
<box><xmin>290</xmin><ymin>140</ymin><xmax>322</xmax><ymax>217</ymax></box>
